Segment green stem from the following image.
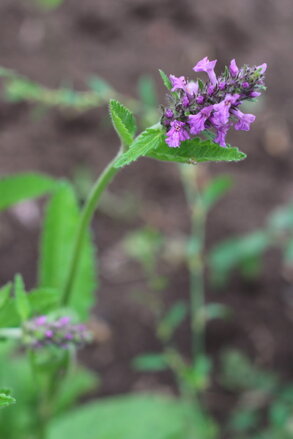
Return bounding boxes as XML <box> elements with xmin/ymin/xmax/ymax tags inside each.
<box><xmin>62</xmin><ymin>147</ymin><xmax>123</xmax><ymax>306</ymax></box>
<box><xmin>180</xmin><ymin>165</ymin><xmax>206</xmax><ymax>362</ymax></box>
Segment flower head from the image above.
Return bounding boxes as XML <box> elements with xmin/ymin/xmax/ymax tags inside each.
<box><xmin>23</xmin><ymin>315</ymin><xmax>92</xmax><ymax>349</ymax></box>
<box><xmin>161</xmin><ymin>57</ymin><xmax>267</xmax><ymax>148</ymax></box>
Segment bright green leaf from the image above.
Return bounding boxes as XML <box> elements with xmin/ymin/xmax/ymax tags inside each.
<box><xmin>0</xmin><ymin>283</ymin><xmax>12</xmax><ymax>310</ymax></box>
<box><xmin>0</xmin><ymin>173</ymin><xmax>56</xmax><ymax>211</ymax></box>
<box><xmin>148</xmin><ymin>137</ymin><xmax>246</xmax><ymax>165</ymax></box>
<box><xmin>109</xmin><ymin>99</ymin><xmax>136</xmax><ymax>147</ymax></box>
<box><xmin>28</xmin><ymin>288</ymin><xmax>60</xmax><ymax>315</ymax></box>
<box><xmin>115</xmin><ymin>128</ymin><xmax>164</xmax><ymax>168</ymax></box>
<box><xmin>0</xmin><ymin>390</ymin><xmax>16</xmax><ymax>408</ymax></box>
<box><xmin>14</xmin><ymin>274</ymin><xmax>30</xmax><ymax>322</ymax></box>
<box><xmin>38</xmin><ymin>182</ymin><xmax>97</xmax><ymax>319</ymax></box>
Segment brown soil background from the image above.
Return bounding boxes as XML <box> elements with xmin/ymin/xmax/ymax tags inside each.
<box><xmin>0</xmin><ymin>0</ymin><xmax>293</xmax><ymax>428</ymax></box>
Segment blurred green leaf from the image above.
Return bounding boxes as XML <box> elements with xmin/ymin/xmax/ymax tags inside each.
<box><xmin>202</xmin><ymin>176</ymin><xmax>233</xmax><ymax>210</ymax></box>
<box><xmin>115</xmin><ymin>128</ymin><xmax>164</xmax><ymax>167</ymax></box>
<box><xmin>14</xmin><ymin>275</ymin><xmax>30</xmax><ymax>322</ymax></box>
<box><xmin>132</xmin><ymin>354</ymin><xmax>168</xmax><ymax>372</ymax></box>
<box><xmin>209</xmin><ymin>230</ymin><xmax>271</xmax><ymax>287</ymax></box>
<box><xmin>54</xmin><ymin>366</ymin><xmax>98</xmax><ymax>414</ymax></box>
<box><xmin>138</xmin><ymin>75</ymin><xmax>157</xmax><ymax>109</ymax></box>
<box><xmin>0</xmin><ymin>173</ymin><xmax>56</xmax><ymax>211</ymax></box>
<box><xmin>268</xmin><ymin>204</ymin><xmax>293</xmax><ymax>231</ymax></box>
<box><xmin>88</xmin><ymin>76</ymin><xmax>114</xmax><ymax>98</ymax></box>
<box><xmin>34</xmin><ymin>0</ymin><xmax>64</xmax><ymax>10</ymax></box>
<box><xmin>109</xmin><ymin>99</ymin><xmax>136</xmax><ymax>147</ymax></box>
<box><xmin>228</xmin><ymin>408</ymin><xmax>260</xmax><ymax>433</ymax></box>
<box><xmin>38</xmin><ymin>182</ymin><xmax>97</xmax><ymax>319</ymax></box>
<box><xmin>48</xmin><ymin>393</ymin><xmax>218</xmax><ymax>439</ymax></box>
<box><xmin>220</xmin><ymin>350</ymin><xmax>278</xmax><ymax>393</ymax></box>
<box><xmin>28</xmin><ymin>288</ymin><xmax>59</xmax><ymax>315</ymax></box>
<box><xmin>158</xmin><ymin>301</ymin><xmax>187</xmax><ymax>341</ymax></box>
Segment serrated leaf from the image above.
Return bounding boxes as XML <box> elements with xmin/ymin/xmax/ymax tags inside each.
<box><xmin>0</xmin><ymin>283</ymin><xmax>12</xmax><ymax>310</ymax></box>
<box><xmin>148</xmin><ymin>136</ymin><xmax>246</xmax><ymax>164</ymax></box>
<box><xmin>115</xmin><ymin>128</ymin><xmax>164</xmax><ymax>168</ymax></box>
<box><xmin>132</xmin><ymin>354</ymin><xmax>168</xmax><ymax>372</ymax></box>
<box><xmin>0</xmin><ymin>173</ymin><xmax>56</xmax><ymax>211</ymax></box>
<box><xmin>0</xmin><ymin>391</ymin><xmax>15</xmax><ymax>408</ymax></box>
<box><xmin>38</xmin><ymin>182</ymin><xmax>97</xmax><ymax>319</ymax></box>
<box><xmin>109</xmin><ymin>99</ymin><xmax>136</xmax><ymax>147</ymax></box>
<box><xmin>158</xmin><ymin>69</ymin><xmax>172</xmax><ymax>91</ymax></box>
<box><xmin>14</xmin><ymin>274</ymin><xmax>30</xmax><ymax>322</ymax></box>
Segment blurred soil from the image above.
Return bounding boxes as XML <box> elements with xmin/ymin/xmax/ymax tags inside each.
<box><xmin>0</xmin><ymin>0</ymin><xmax>293</xmax><ymax>427</ymax></box>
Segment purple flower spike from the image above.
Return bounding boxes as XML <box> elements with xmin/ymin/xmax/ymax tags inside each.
<box><xmin>169</xmin><ymin>74</ymin><xmax>187</xmax><ymax>92</ymax></box>
<box><xmin>232</xmin><ymin>109</ymin><xmax>255</xmax><ymax>131</ymax></box>
<box><xmin>166</xmin><ymin>120</ymin><xmax>190</xmax><ymax>147</ymax></box>
<box><xmin>193</xmin><ymin>56</ymin><xmax>217</xmax><ymax>85</ymax></box>
<box><xmin>229</xmin><ymin>59</ymin><xmax>239</xmax><ymax>77</ymax></box>
<box><xmin>188</xmin><ymin>106</ymin><xmax>213</xmax><ymax>135</ymax></box>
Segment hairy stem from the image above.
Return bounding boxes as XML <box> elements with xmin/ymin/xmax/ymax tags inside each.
<box><xmin>62</xmin><ymin>147</ymin><xmax>123</xmax><ymax>306</ymax></box>
<box><xmin>180</xmin><ymin>165</ymin><xmax>206</xmax><ymax>361</ymax></box>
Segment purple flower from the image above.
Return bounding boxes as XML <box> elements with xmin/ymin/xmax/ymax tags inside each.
<box><xmin>164</xmin><ymin>109</ymin><xmax>174</xmax><ymax>118</ymax></box>
<box><xmin>229</xmin><ymin>59</ymin><xmax>239</xmax><ymax>77</ymax></box>
<box><xmin>211</xmin><ymin>94</ymin><xmax>240</xmax><ymax>126</ymax></box>
<box><xmin>188</xmin><ymin>106</ymin><xmax>213</xmax><ymax>135</ymax></box>
<box><xmin>232</xmin><ymin>109</ymin><xmax>255</xmax><ymax>131</ymax></box>
<box><xmin>196</xmin><ymin>95</ymin><xmax>204</xmax><ymax>104</ymax></box>
<box><xmin>166</xmin><ymin>120</ymin><xmax>190</xmax><ymax>147</ymax></box>
<box><xmin>207</xmin><ymin>84</ymin><xmax>215</xmax><ymax>96</ymax></box>
<box><xmin>250</xmin><ymin>91</ymin><xmax>261</xmax><ymax>98</ymax></box>
<box><xmin>242</xmin><ymin>82</ymin><xmax>249</xmax><ymax>88</ymax></box>
<box><xmin>185</xmin><ymin>81</ymin><xmax>198</xmax><ymax>97</ymax></box>
<box><xmin>181</xmin><ymin>95</ymin><xmax>190</xmax><ymax>107</ymax></box>
<box><xmin>215</xmin><ymin>124</ymin><xmax>230</xmax><ymax>147</ymax></box>
<box><xmin>257</xmin><ymin>63</ymin><xmax>267</xmax><ymax>74</ymax></box>
<box><xmin>193</xmin><ymin>56</ymin><xmax>217</xmax><ymax>85</ymax></box>
<box><xmin>218</xmin><ymin>81</ymin><xmax>226</xmax><ymax>90</ymax></box>
<box><xmin>169</xmin><ymin>74</ymin><xmax>187</xmax><ymax>92</ymax></box>
<box><xmin>35</xmin><ymin>316</ymin><xmax>47</xmax><ymax>326</ymax></box>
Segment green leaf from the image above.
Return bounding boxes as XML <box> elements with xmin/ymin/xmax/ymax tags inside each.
<box><xmin>0</xmin><ymin>283</ymin><xmax>12</xmax><ymax>310</ymax></box>
<box><xmin>158</xmin><ymin>69</ymin><xmax>172</xmax><ymax>90</ymax></box>
<box><xmin>0</xmin><ymin>173</ymin><xmax>56</xmax><ymax>211</ymax></box>
<box><xmin>88</xmin><ymin>76</ymin><xmax>114</xmax><ymax>98</ymax></box>
<box><xmin>54</xmin><ymin>366</ymin><xmax>99</xmax><ymax>414</ymax></box>
<box><xmin>109</xmin><ymin>99</ymin><xmax>136</xmax><ymax>147</ymax></box>
<box><xmin>0</xmin><ymin>390</ymin><xmax>16</xmax><ymax>408</ymax></box>
<box><xmin>209</xmin><ymin>230</ymin><xmax>271</xmax><ymax>287</ymax></box>
<box><xmin>28</xmin><ymin>288</ymin><xmax>59</xmax><ymax>315</ymax></box>
<box><xmin>148</xmin><ymin>136</ymin><xmax>246</xmax><ymax>165</ymax></box>
<box><xmin>115</xmin><ymin>128</ymin><xmax>164</xmax><ymax>168</ymax></box>
<box><xmin>268</xmin><ymin>204</ymin><xmax>293</xmax><ymax>231</ymax></box>
<box><xmin>48</xmin><ymin>394</ymin><xmax>218</xmax><ymax>439</ymax></box>
<box><xmin>132</xmin><ymin>354</ymin><xmax>168</xmax><ymax>372</ymax></box>
<box><xmin>158</xmin><ymin>301</ymin><xmax>187</xmax><ymax>341</ymax></box>
<box><xmin>14</xmin><ymin>274</ymin><xmax>30</xmax><ymax>322</ymax></box>
<box><xmin>202</xmin><ymin>176</ymin><xmax>233</xmax><ymax>210</ymax></box>
<box><xmin>38</xmin><ymin>182</ymin><xmax>97</xmax><ymax>319</ymax></box>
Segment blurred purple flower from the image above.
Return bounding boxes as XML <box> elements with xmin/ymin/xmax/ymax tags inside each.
<box><xmin>229</xmin><ymin>59</ymin><xmax>239</xmax><ymax>77</ymax></box>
